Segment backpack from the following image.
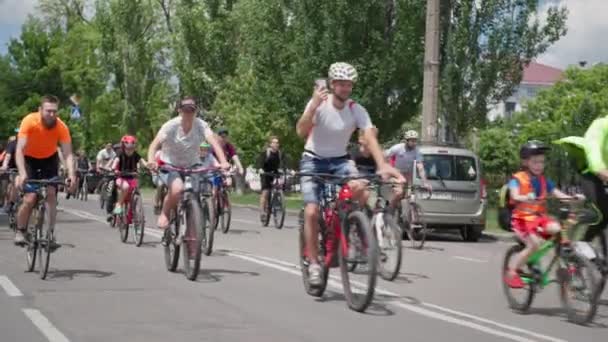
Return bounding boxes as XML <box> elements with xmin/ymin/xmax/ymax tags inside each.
<box><xmin>497</xmin><ymin>181</ymin><xmax>514</xmax><ymax>232</ymax></box>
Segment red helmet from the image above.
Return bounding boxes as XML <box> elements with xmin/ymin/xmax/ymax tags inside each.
<box><xmin>121</xmin><ymin>135</ymin><xmax>136</xmax><ymax>148</ymax></box>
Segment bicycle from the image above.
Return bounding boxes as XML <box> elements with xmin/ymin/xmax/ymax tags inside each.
<box><xmin>21</xmin><ymin>178</ymin><xmax>65</xmax><ymax>280</ymax></box>
<box><xmin>112</xmin><ymin>171</ymin><xmax>146</xmax><ymax>247</ymax></box>
<box><xmin>502</xmin><ymin>199</ymin><xmax>601</xmax><ymax>325</ymax></box>
<box><xmin>260</xmin><ymin>171</ymin><xmax>286</xmax><ymax>229</ymax></box>
<box><xmin>160</xmin><ymin>165</ymin><xmax>211</xmax><ymax>281</ymax></box>
<box><xmin>396</xmin><ymin>184</ymin><xmax>432</xmax><ymax>249</ymax></box>
<box><xmin>296</xmin><ymin>172</ymin><xmax>379</xmax><ymax>312</ymax></box>
<box><xmin>97</xmin><ymin>170</ymin><xmax>115</xmax><ymax>211</ymax></box>
<box><xmin>212</xmin><ymin>171</ymin><xmax>233</xmax><ymax>234</ymax></box>
<box><xmin>1</xmin><ymin>169</ymin><xmax>18</xmax><ymax>231</ymax></box>
<box><xmin>199</xmin><ymin>170</ymin><xmax>222</xmax><ymax>256</ymax></box>
<box><xmin>76</xmin><ymin>169</ymin><xmax>93</xmax><ymax>201</ymax></box>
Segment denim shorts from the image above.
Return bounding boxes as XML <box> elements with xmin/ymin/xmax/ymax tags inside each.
<box><xmin>299</xmin><ymin>153</ymin><xmax>358</xmax><ymax>204</ymax></box>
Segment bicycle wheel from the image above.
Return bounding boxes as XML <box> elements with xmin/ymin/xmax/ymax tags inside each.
<box><xmin>182</xmin><ymin>199</ymin><xmax>203</xmax><ymax>281</ymax></box>
<box><xmin>99</xmin><ymin>181</ymin><xmax>106</xmax><ymax>209</ymax></box>
<box><xmin>374</xmin><ymin>212</ymin><xmax>403</xmax><ymax>281</ymax></box>
<box><xmin>26</xmin><ymin>207</ymin><xmax>40</xmax><ymax>272</ymax></box>
<box><xmin>202</xmin><ymin>196</ymin><xmax>215</xmax><ymax>256</ymax></box>
<box><xmin>37</xmin><ymin>204</ymin><xmax>52</xmax><ymax>280</ymax></box>
<box><xmin>164</xmin><ymin>210</ymin><xmax>180</xmax><ymax>272</ymax></box>
<box><xmin>339</xmin><ymin>210</ymin><xmax>378</xmax><ymax>312</ymax></box>
<box><xmin>220</xmin><ymin>191</ymin><xmax>232</xmax><ymax>234</ymax></box>
<box><xmin>502</xmin><ymin>244</ymin><xmax>536</xmax><ymax>312</ymax></box>
<box><xmin>211</xmin><ymin>192</ymin><xmax>220</xmax><ymax>231</ymax></box>
<box><xmin>407</xmin><ymin>202</ymin><xmax>427</xmax><ymax>249</ymax></box>
<box><xmin>560</xmin><ymin>251</ymin><xmax>600</xmax><ymax>325</ymax></box>
<box><xmin>131</xmin><ymin>192</ymin><xmax>145</xmax><ymax>247</ymax></box>
<box><xmin>299</xmin><ymin>209</ymin><xmax>329</xmax><ymax>297</ymax></box>
<box><xmin>273</xmin><ymin>191</ymin><xmax>286</xmax><ymax>229</ymax></box>
<box><xmin>119</xmin><ymin>212</ymin><xmax>129</xmax><ymax>243</ymax></box>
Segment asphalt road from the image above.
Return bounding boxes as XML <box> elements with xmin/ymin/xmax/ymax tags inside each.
<box><xmin>0</xmin><ymin>194</ymin><xmax>607</xmax><ymax>342</ymax></box>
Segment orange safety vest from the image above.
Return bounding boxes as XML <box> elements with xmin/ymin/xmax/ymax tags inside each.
<box><xmin>510</xmin><ymin>171</ymin><xmax>548</xmax><ymax>221</ymax></box>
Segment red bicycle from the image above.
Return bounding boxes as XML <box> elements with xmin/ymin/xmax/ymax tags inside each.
<box><xmin>297</xmin><ymin>172</ymin><xmax>379</xmax><ymax>312</ymax></box>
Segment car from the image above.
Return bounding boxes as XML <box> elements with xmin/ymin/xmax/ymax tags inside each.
<box><xmin>410</xmin><ymin>143</ymin><xmax>487</xmax><ymax>242</ymax></box>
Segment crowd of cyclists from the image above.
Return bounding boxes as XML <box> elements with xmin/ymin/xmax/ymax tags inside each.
<box><xmin>0</xmin><ymin>62</ymin><xmax>607</xmax><ymax>322</ymax></box>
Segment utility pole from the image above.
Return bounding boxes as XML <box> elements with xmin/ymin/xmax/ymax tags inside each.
<box><xmin>420</xmin><ymin>0</ymin><xmax>441</xmax><ymax>143</ymax></box>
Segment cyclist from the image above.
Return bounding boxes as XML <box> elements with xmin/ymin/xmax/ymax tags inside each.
<box><xmin>215</xmin><ymin>128</ymin><xmax>245</xmax><ymax>183</ymax></box>
<box><xmin>296</xmin><ymin>62</ymin><xmax>403</xmax><ymax>285</ymax></box>
<box><xmin>504</xmin><ymin>141</ymin><xmax>579</xmax><ymax>288</ymax></box>
<box><xmin>384</xmin><ymin>130</ymin><xmax>431</xmax><ymax>210</ymax></box>
<box><xmin>557</xmin><ymin>116</ymin><xmax>608</xmax><ymax>248</ymax></box>
<box><xmin>200</xmin><ymin>142</ymin><xmax>219</xmax><ymax>168</ymax></box>
<box><xmin>96</xmin><ymin>143</ymin><xmax>116</xmax><ymax>173</ymax></box>
<box><xmin>111</xmin><ymin>135</ymin><xmax>148</xmax><ymax>215</ymax></box>
<box><xmin>66</xmin><ymin>149</ymin><xmax>91</xmax><ymax>199</ymax></box>
<box><xmin>1</xmin><ymin>131</ymin><xmax>19</xmax><ymax>211</ymax></box>
<box><xmin>349</xmin><ymin>127</ymin><xmax>379</xmax><ymax>213</ymax></box>
<box><xmin>14</xmin><ymin>95</ymin><xmax>77</xmax><ymax>245</ymax></box>
<box><xmin>147</xmin><ymin>96</ymin><xmax>230</xmax><ymax>234</ymax></box>
<box><xmin>257</xmin><ymin>136</ymin><xmax>287</xmax><ymax>223</ymax></box>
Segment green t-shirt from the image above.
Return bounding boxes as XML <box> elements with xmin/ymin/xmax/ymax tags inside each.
<box><xmin>555</xmin><ymin>116</ymin><xmax>608</xmax><ymax>174</ymax></box>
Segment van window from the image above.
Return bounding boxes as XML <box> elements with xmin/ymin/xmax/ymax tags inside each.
<box><xmin>417</xmin><ymin>154</ymin><xmax>478</xmax><ymax>181</ymax></box>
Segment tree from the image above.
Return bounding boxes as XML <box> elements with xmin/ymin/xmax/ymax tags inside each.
<box><xmin>439</xmin><ymin>0</ymin><xmax>568</xmax><ymax>139</ymax></box>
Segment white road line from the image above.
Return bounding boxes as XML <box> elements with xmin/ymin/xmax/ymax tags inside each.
<box><xmin>0</xmin><ymin>275</ymin><xmax>23</xmax><ymax>297</ymax></box>
<box><xmin>226</xmin><ymin>251</ymin><xmax>566</xmax><ymax>342</ymax></box>
<box><xmin>22</xmin><ymin>308</ymin><xmax>70</xmax><ymax>342</ymax></box>
<box><xmin>452</xmin><ymin>256</ymin><xmax>488</xmax><ymax>263</ymax></box>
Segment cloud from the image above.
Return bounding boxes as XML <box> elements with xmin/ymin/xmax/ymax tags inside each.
<box><xmin>538</xmin><ymin>0</ymin><xmax>608</xmax><ymax>69</ymax></box>
<box><xmin>0</xmin><ymin>0</ymin><xmax>37</xmax><ymax>25</ymax></box>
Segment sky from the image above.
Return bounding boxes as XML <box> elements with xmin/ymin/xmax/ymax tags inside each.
<box><xmin>0</xmin><ymin>0</ymin><xmax>606</xmax><ymax>69</ymax></box>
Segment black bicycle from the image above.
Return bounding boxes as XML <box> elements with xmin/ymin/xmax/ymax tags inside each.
<box><xmin>21</xmin><ymin>178</ymin><xmax>65</xmax><ymax>280</ymax></box>
<box><xmin>199</xmin><ymin>171</ymin><xmax>222</xmax><ymax>256</ymax></box>
<box><xmin>260</xmin><ymin>171</ymin><xmax>286</xmax><ymax>229</ymax></box>
<box><xmin>212</xmin><ymin>171</ymin><xmax>233</xmax><ymax>234</ymax></box>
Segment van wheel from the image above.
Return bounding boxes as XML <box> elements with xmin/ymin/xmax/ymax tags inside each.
<box><xmin>460</xmin><ymin>225</ymin><xmax>483</xmax><ymax>242</ymax></box>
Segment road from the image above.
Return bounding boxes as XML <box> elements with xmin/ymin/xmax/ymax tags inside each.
<box><xmin>0</xmin><ymin>194</ymin><xmax>607</xmax><ymax>342</ymax></box>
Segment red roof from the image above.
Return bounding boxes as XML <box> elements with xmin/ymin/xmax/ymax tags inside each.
<box><xmin>521</xmin><ymin>62</ymin><xmax>563</xmax><ymax>85</ymax></box>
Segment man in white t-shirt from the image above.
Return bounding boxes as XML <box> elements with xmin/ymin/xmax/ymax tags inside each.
<box><xmin>96</xmin><ymin>143</ymin><xmax>116</xmax><ymax>172</ymax></box>
<box><xmin>147</xmin><ymin>96</ymin><xmax>230</xmax><ymax>232</ymax></box>
<box><xmin>296</xmin><ymin>62</ymin><xmax>403</xmax><ymax>286</ymax></box>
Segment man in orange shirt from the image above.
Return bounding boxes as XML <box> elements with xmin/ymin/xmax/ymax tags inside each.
<box><xmin>14</xmin><ymin>95</ymin><xmax>77</xmax><ymax>245</ymax></box>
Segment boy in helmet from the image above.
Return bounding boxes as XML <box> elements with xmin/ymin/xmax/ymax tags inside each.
<box><xmin>384</xmin><ymin>129</ymin><xmax>431</xmax><ymax>210</ymax></box>
<box><xmin>504</xmin><ymin>141</ymin><xmax>579</xmax><ymax>288</ymax></box>
<box><xmin>111</xmin><ymin>135</ymin><xmax>148</xmax><ymax>215</ymax></box>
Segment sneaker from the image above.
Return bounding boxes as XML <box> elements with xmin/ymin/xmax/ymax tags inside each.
<box><xmin>308</xmin><ymin>263</ymin><xmax>323</xmax><ymax>286</ymax></box>
<box><xmin>504</xmin><ymin>271</ymin><xmax>525</xmax><ymax>289</ymax></box>
<box><xmin>14</xmin><ymin>230</ymin><xmax>27</xmax><ymax>246</ymax></box>
<box><xmin>113</xmin><ymin>206</ymin><xmax>123</xmax><ymax>215</ymax></box>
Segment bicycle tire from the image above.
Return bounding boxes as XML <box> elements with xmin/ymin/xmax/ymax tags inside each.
<box><xmin>164</xmin><ymin>209</ymin><xmax>180</xmax><ymax>272</ymax></box>
<box><xmin>182</xmin><ymin>199</ymin><xmax>203</xmax><ymax>281</ymax></box>
<box><xmin>375</xmin><ymin>212</ymin><xmax>403</xmax><ymax>281</ymax></box>
<box><xmin>407</xmin><ymin>202</ymin><xmax>427</xmax><ymax>249</ymax></box>
<box><xmin>38</xmin><ymin>204</ymin><xmax>52</xmax><ymax>280</ymax></box>
<box><xmin>560</xmin><ymin>251</ymin><xmax>600</xmax><ymax>325</ymax></box>
<box><xmin>99</xmin><ymin>181</ymin><xmax>106</xmax><ymax>209</ymax></box>
<box><xmin>130</xmin><ymin>192</ymin><xmax>145</xmax><ymax>247</ymax></box>
<box><xmin>502</xmin><ymin>244</ymin><xmax>536</xmax><ymax>312</ymax></box>
<box><xmin>339</xmin><ymin>210</ymin><xmax>378</xmax><ymax>312</ymax></box>
<box><xmin>26</xmin><ymin>207</ymin><xmax>39</xmax><ymax>272</ymax></box>
<box><xmin>220</xmin><ymin>191</ymin><xmax>232</xmax><ymax>234</ymax></box>
<box><xmin>202</xmin><ymin>196</ymin><xmax>215</xmax><ymax>256</ymax></box>
<box><xmin>119</xmin><ymin>213</ymin><xmax>129</xmax><ymax>243</ymax></box>
<box><xmin>211</xmin><ymin>192</ymin><xmax>220</xmax><ymax>231</ymax></box>
<box><xmin>273</xmin><ymin>191</ymin><xmax>286</xmax><ymax>229</ymax></box>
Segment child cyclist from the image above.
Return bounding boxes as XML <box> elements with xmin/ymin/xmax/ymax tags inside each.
<box><xmin>111</xmin><ymin>135</ymin><xmax>148</xmax><ymax>215</ymax></box>
<box><xmin>505</xmin><ymin>140</ymin><xmax>582</xmax><ymax>288</ymax></box>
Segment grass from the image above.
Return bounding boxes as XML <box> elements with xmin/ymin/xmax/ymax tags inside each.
<box><xmin>139</xmin><ymin>186</ymin><xmax>507</xmax><ymax>233</ymax></box>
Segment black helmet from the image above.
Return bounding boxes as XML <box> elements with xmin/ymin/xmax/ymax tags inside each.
<box><xmin>519</xmin><ymin>140</ymin><xmax>549</xmax><ymax>159</ymax></box>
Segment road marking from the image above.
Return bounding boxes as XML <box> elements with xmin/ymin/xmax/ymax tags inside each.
<box><xmin>23</xmin><ymin>308</ymin><xmax>70</xmax><ymax>342</ymax></box>
<box><xmin>226</xmin><ymin>251</ymin><xmax>566</xmax><ymax>342</ymax></box>
<box><xmin>0</xmin><ymin>275</ymin><xmax>23</xmax><ymax>297</ymax></box>
<box><xmin>452</xmin><ymin>256</ymin><xmax>487</xmax><ymax>263</ymax></box>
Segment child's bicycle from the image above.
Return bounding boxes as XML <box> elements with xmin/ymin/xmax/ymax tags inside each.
<box><xmin>502</xmin><ymin>198</ymin><xmax>601</xmax><ymax>325</ymax></box>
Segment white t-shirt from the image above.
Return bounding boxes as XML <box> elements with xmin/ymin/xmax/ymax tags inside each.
<box><xmin>384</xmin><ymin>143</ymin><xmax>423</xmax><ymax>175</ymax></box>
<box><xmin>157</xmin><ymin>116</ymin><xmax>213</xmax><ymax>167</ymax></box>
<box><xmin>200</xmin><ymin>153</ymin><xmax>218</xmax><ymax>169</ymax></box>
<box><xmin>96</xmin><ymin>149</ymin><xmax>116</xmax><ymax>168</ymax></box>
<box><xmin>303</xmin><ymin>97</ymin><xmax>373</xmax><ymax>158</ymax></box>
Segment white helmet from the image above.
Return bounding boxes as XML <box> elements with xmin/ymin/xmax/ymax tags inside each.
<box><xmin>328</xmin><ymin>62</ymin><xmax>358</xmax><ymax>82</ymax></box>
<box><xmin>404</xmin><ymin>130</ymin><xmax>419</xmax><ymax>140</ymax></box>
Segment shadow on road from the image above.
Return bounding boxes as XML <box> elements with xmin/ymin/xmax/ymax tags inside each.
<box><xmin>406</xmin><ymin>231</ymin><xmax>499</xmax><ymax>244</ymax></box>
<box><xmin>196</xmin><ymin>268</ymin><xmax>260</xmax><ymax>283</ymax></box>
<box><xmin>48</xmin><ymin>269</ymin><xmax>115</xmax><ymax>280</ymax></box>
<box><xmin>392</xmin><ymin>272</ymin><xmax>430</xmax><ymax>284</ymax></box>
<box><xmin>315</xmin><ymin>290</ymin><xmax>396</xmax><ymax>316</ymax></box>
<box><xmin>227</xmin><ymin>229</ymin><xmax>261</xmax><ymax>235</ymax></box>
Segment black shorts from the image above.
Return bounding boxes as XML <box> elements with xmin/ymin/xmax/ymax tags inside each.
<box><xmin>261</xmin><ymin>174</ymin><xmax>276</xmax><ymax>191</ymax></box>
<box><xmin>25</xmin><ymin>153</ymin><xmax>59</xmax><ymax>180</ymax></box>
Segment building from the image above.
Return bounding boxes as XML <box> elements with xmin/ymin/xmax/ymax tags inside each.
<box><xmin>488</xmin><ymin>61</ymin><xmax>563</xmax><ymax>121</ymax></box>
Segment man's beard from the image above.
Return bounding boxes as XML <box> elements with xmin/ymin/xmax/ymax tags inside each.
<box><xmin>42</xmin><ymin>117</ymin><xmax>57</xmax><ymax>129</ymax></box>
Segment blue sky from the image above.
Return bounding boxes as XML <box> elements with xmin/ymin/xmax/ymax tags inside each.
<box><xmin>0</xmin><ymin>0</ymin><xmax>606</xmax><ymax>68</ymax></box>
